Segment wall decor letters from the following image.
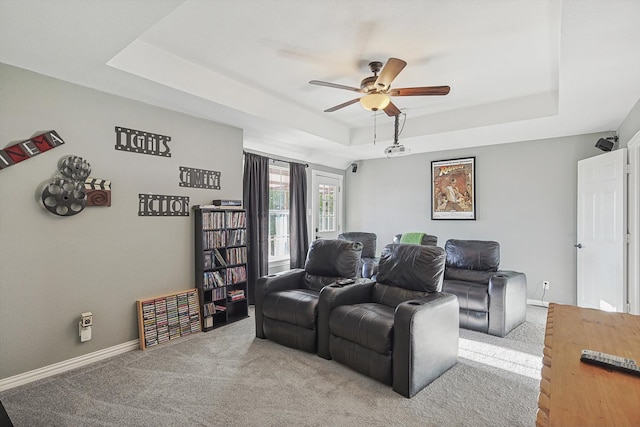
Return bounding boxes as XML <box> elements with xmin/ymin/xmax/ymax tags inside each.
<box><xmin>138</xmin><ymin>194</ymin><xmax>189</xmax><ymax>216</ymax></box>
<box><xmin>115</xmin><ymin>126</ymin><xmax>171</xmax><ymax>157</ymax></box>
<box><xmin>179</xmin><ymin>166</ymin><xmax>221</xmax><ymax>189</ymax></box>
<box><xmin>0</xmin><ymin>130</ymin><xmax>65</xmax><ymax>171</ymax></box>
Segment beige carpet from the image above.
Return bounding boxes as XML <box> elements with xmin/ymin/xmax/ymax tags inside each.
<box><xmin>0</xmin><ymin>305</ymin><xmax>547</xmax><ymax>426</ymax></box>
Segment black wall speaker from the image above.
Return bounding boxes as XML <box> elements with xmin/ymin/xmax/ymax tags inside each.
<box><xmin>351</xmin><ymin>162</ymin><xmax>358</xmax><ymax>173</ymax></box>
<box><xmin>595</xmin><ymin>138</ymin><xmax>614</xmax><ymax>152</ymax></box>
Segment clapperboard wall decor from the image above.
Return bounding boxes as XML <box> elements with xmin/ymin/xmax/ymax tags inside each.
<box><xmin>179</xmin><ymin>166</ymin><xmax>221</xmax><ymax>190</ymax></box>
<box><xmin>139</xmin><ymin>194</ymin><xmax>189</xmax><ymax>216</ymax></box>
<box><xmin>85</xmin><ymin>178</ymin><xmax>112</xmax><ymax>206</ymax></box>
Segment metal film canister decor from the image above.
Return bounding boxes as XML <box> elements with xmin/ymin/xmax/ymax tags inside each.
<box><xmin>41</xmin><ymin>155</ymin><xmax>91</xmax><ymax>216</ymax></box>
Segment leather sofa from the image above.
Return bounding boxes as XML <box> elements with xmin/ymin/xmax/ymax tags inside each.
<box><xmin>442</xmin><ymin>239</ymin><xmax>527</xmax><ymax>337</ymax></box>
<box><xmin>255</xmin><ymin>238</ymin><xmax>364</xmax><ymax>353</ymax></box>
<box><xmin>393</xmin><ymin>232</ymin><xmax>438</xmax><ymax>246</ymax></box>
<box><xmin>337</xmin><ymin>231</ymin><xmax>379</xmax><ymax>278</ymax></box>
<box><xmin>319</xmin><ymin>243</ymin><xmax>459</xmax><ymax>398</ymax></box>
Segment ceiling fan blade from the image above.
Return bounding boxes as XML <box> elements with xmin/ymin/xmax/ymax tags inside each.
<box><xmin>375</xmin><ymin>58</ymin><xmax>407</xmax><ymax>91</ymax></box>
<box><xmin>324</xmin><ymin>97</ymin><xmax>362</xmax><ymax>112</ymax></box>
<box><xmin>389</xmin><ymin>86</ymin><xmax>451</xmax><ymax>96</ymax></box>
<box><xmin>383</xmin><ymin>101</ymin><xmax>401</xmax><ymax>117</ymax></box>
<box><xmin>309</xmin><ymin>80</ymin><xmax>362</xmax><ymax>93</ymax></box>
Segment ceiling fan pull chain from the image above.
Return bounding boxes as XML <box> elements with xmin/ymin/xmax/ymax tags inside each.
<box><xmin>373</xmin><ymin>112</ymin><xmax>377</xmax><ymax>145</ymax></box>
<box><xmin>394</xmin><ymin>114</ymin><xmax>399</xmax><ymax>144</ymax></box>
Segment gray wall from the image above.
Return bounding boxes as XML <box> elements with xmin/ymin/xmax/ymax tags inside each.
<box><xmin>619</xmin><ymin>98</ymin><xmax>640</xmax><ymax>146</ymax></box>
<box><xmin>344</xmin><ymin>133</ymin><xmax>610</xmax><ymax>305</ymax></box>
<box><xmin>0</xmin><ymin>64</ymin><xmax>243</xmax><ymax>379</ymax></box>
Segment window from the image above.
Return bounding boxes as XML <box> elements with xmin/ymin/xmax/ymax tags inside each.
<box><xmin>269</xmin><ymin>165</ymin><xmax>290</xmax><ymax>261</ymax></box>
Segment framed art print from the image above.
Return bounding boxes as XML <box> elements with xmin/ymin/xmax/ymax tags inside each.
<box><xmin>431</xmin><ymin>157</ymin><xmax>476</xmax><ymax>220</ymax></box>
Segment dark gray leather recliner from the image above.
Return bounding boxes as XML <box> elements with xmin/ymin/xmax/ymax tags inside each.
<box><xmin>338</xmin><ymin>231</ymin><xmax>379</xmax><ymax>278</ymax></box>
<box><xmin>255</xmin><ymin>239</ymin><xmax>364</xmax><ymax>353</ymax></box>
<box><xmin>442</xmin><ymin>239</ymin><xmax>527</xmax><ymax>337</ymax></box>
<box><xmin>319</xmin><ymin>243</ymin><xmax>459</xmax><ymax>398</ymax></box>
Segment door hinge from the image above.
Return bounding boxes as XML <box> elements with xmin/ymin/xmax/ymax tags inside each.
<box><xmin>626</xmin><ymin>233</ymin><xmax>632</xmax><ymax>244</ymax></box>
<box><xmin>627</xmin><ymin>302</ymin><xmax>631</xmax><ymax>313</ymax></box>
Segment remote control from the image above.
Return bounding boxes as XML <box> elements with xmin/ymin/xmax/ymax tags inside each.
<box><xmin>580</xmin><ymin>349</ymin><xmax>640</xmax><ymax>377</ymax></box>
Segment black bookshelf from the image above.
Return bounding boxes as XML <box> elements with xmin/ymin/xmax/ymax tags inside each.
<box><xmin>194</xmin><ymin>205</ymin><xmax>249</xmax><ymax>331</ymax></box>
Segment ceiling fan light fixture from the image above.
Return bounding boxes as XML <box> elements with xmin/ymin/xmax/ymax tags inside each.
<box><xmin>360</xmin><ymin>93</ymin><xmax>390</xmax><ymax>111</ymax></box>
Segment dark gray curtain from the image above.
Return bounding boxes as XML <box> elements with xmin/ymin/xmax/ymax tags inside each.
<box><xmin>289</xmin><ymin>162</ymin><xmax>309</xmax><ymax>268</ymax></box>
<box><xmin>243</xmin><ymin>152</ymin><xmax>269</xmax><ymax>304</ymax></box>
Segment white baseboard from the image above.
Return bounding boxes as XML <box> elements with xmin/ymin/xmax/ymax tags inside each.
<box><xmin>0</xmin><ymin>339</ymin><xmax>139</xmax><ymax>392</ymax></box>
<box><xmin>527</xmin><ymin>299</ymin><xmax>550</xmax><ymax>308</ymax></box>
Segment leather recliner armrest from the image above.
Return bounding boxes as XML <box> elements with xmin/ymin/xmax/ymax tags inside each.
<box><xmin>255</xmin><ymin>269</ymin><xmax>305</xmax><ymax>338</ymax></box>
<box><xmin>316</xmin><ymin>279</ymin><xmax>375</xmax><ymax>359</ymax></box>
<box><xmin>488</xmin><ymin>271</ymin><xmax>527</xmax><ymax>337</ymax></box>
<box><xmin>393</xmin><ymin>292</ymin><xmax>459</xmax><ymax>397</ymax></box>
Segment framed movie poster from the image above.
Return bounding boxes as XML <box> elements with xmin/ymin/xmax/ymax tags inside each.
<box><xmin>431</xmin><ymin>157</ymin><xmax>476</xmax><ymax>220</ymax></box>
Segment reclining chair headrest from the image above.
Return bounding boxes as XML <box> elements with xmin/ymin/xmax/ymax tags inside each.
<box><xmin>445</xmin><ymin>239</ymin><xmax>500</xmax><ymax>272</ymax></box>
<box><xmin>338</xmin><ymin>232</ymin><xmax>377</xmax><ymax>259</ymax></box>
<box><xmin>376</xmin><ymin>243</ymin><xmax>445</xmax><ymax>292</ymax></box>
<box><xmin>305</xmin><ymin>239</ymin><xmax>363</xmax><ymax>278</ymax></box>
<box><xmin>393</xmin><ymin>233</ymin><xmax>438</xmax><ymax>246</ymax></box>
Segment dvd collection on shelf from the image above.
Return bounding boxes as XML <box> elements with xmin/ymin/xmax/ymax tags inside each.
<box><xmin>201</xmin><ymin>210</ymin><xmax>246</xmax><ymax>230</ymax></box>
<box><xmin>228</xmin><ymin>289</ymin><xmax>246</xmax><ymax>301</ymax></box>
<box><xmin>194</xmin><ymin>206</ymin><xmax>249</xmax><ymax>332</ymax></box>
<box><xmin>137</xmin><ymin>289</ymin><xmax>201</xmax><ymax>350</ymax></box>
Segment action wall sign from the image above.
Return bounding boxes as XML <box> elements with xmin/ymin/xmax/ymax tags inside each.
<box><xmin>0</xmin><ymin>130</ymin><xmax>65</xmax><ymax>171</ymax></box>
<box><xmin>139</xmin><ymin>194</ymin><xmax>189</xmax><ymax>217</ymax></box>
<box><xmin>179</xmin><ymin>166</ymin><xmax>221</xmax><ymax>189</ymax></box>
<box><xmin>115</xmin><ymin>126</ymin><xmax>171</xmax><ymax>157</ymax></box>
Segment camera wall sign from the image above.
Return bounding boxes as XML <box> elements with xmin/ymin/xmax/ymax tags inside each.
<box><xmin>179</xmin><ymin>166</ymin><xmax>220</xmax><ymax>189</ymax></box>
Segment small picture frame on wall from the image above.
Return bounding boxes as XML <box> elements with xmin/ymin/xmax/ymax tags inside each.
<box><xmin>431</xmin><ymin>156</ymin><xmax>476</xmax><ymax>220</ymax></box>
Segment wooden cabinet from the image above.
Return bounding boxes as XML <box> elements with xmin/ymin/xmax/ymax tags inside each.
<box><xmin>194</xmin><ymin>206</ymin><xmax>248</xmax><ymax>331</ymax></box>
<box><xmin>537</xmin><ymin>303</ymin><xmax>640</xmax><ymax>426</ymax></box>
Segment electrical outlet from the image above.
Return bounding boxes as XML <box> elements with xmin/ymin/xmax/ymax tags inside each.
<box><xmin>543</xmin><ymin>280</ymin><xmax>550</xmax><ymax>290</ymax></box>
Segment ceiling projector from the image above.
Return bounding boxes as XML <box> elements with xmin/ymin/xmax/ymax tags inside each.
<box><xmin>384</xmin><ymin>143</ymin><xmax>410</xmax><ymax>157</ymax></box>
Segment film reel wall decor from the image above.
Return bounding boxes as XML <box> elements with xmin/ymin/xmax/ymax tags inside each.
<box><xmin>41</xmin><ymin>155</ymin><xmax>112</xmax><ymax>217</ymax></box>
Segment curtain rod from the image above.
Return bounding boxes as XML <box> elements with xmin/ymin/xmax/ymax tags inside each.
<box><xmin>243</xmin><ymin>150</ymin><xmax>308</xmax><ymax>168</ymax></box>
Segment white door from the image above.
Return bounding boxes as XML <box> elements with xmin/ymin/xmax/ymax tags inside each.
<box><xmin>311</xmin><ymin>171</ymin><xmax>343</xmax><ymax>240</ymax></box>
<box><xmin>628</xmin><ymin>132</ymin><xmax>640</xmax><ymax>314</ymax></box>
<box><xmin>576</xmin><ymin>149</ymin><xmax>627</xmax><ymax>312</ymax></box>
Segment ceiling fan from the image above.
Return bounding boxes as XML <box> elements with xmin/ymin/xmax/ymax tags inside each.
<box><xmin>309</xmin><ymin>57</ymin><xmax>450</xmax><ymax>117</ymax></box>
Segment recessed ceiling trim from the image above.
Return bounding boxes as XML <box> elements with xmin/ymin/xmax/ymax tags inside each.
<box><xmin>107</xmin><ymin>39</ymin><xmax>351</xmax><ymax>146</ymax></box>
<box><xmin>350</xmin><ymin>91</ymin><xmax>559</xmax><ymax>145</ymax></box>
